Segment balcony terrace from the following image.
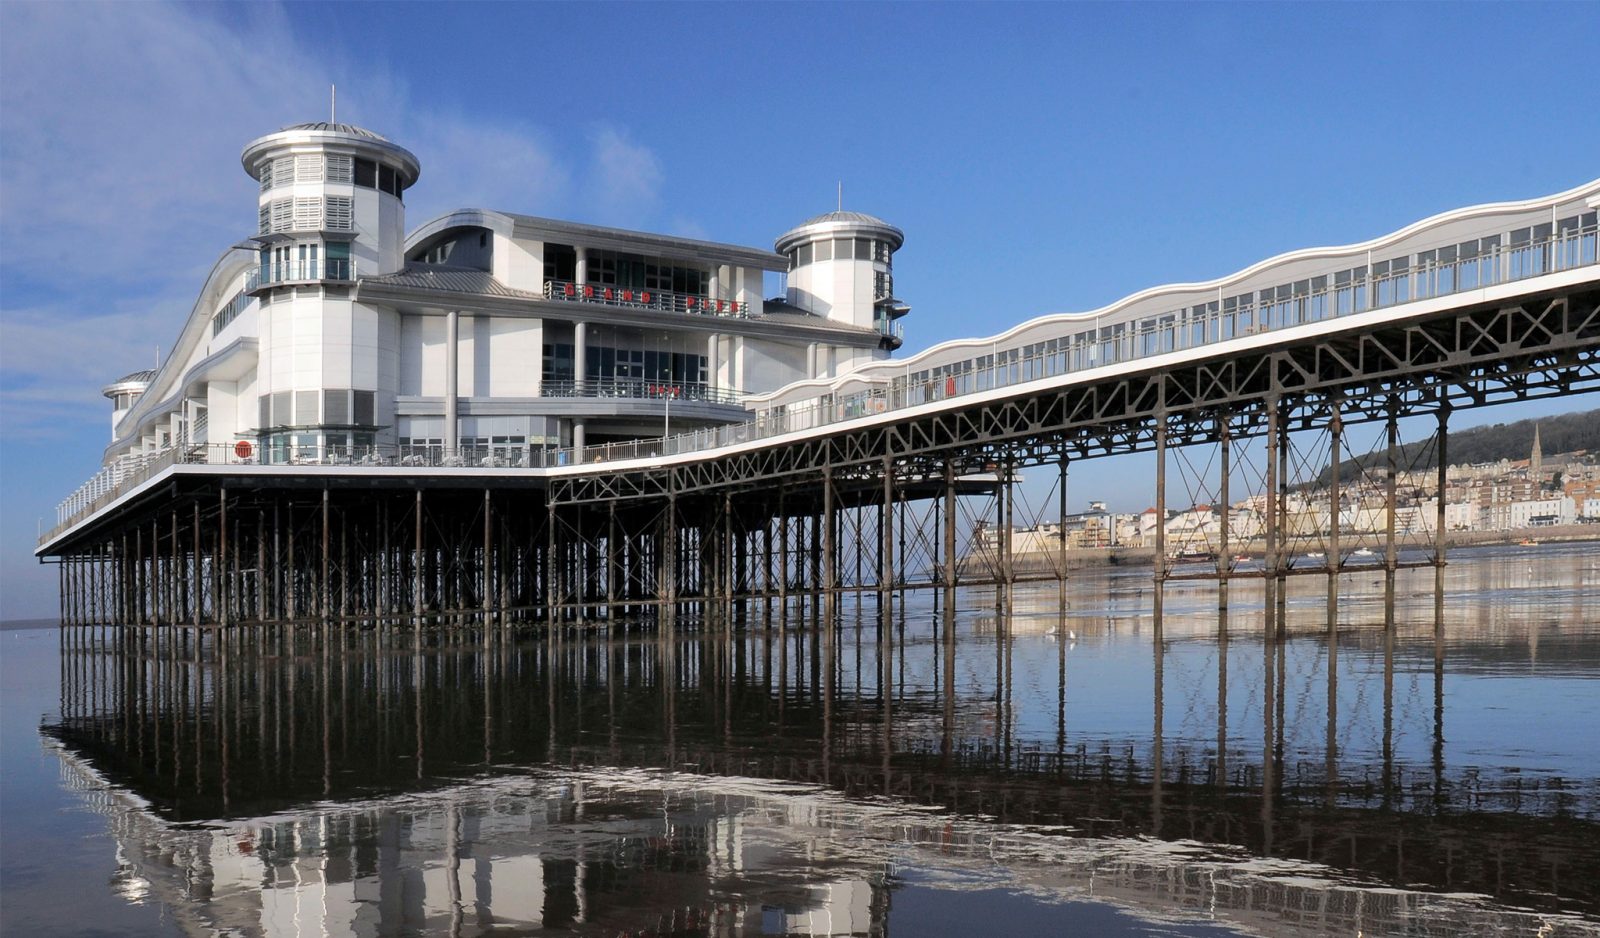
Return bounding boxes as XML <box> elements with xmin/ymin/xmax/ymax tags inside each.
<box><xmin>542</xmin><ymin>279</ymin><xmax>751</xmax><ymax>318</ymax></box>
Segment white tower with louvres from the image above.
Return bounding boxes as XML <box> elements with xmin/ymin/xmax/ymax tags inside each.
<box><xmin>240</xmin><ymin>122</ymin><xmax>421</xmax><ymax>456</ymax></box>
<box><xmin>775</xmin><ymin>210</ymin><xmax>909</xmax><ymax>376</ymax></box>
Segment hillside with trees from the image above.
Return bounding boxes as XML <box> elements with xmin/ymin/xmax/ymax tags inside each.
<box><xmin>1314</xmin><ymin>408</ymin><xmax>1600</xmax><ymax>485</ymax></box>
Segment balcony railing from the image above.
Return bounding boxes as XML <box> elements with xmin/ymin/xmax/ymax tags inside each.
<box><xmin>542</xmin><ymin>279</ymin><xmax>751</xmax><ymax>318</ymax></box>
<box><xmin>42</xmin><ymin>216</ymin><xmax>1600</xmax><ymax>545</ymax></box>
<box><xmin>247</xmin><ymin>258</ymin><xmax>356</xmax><ymax>291</ymax></box>
<box><xmin>539</xmin><ymin>219</ymin><xmax>1600</xmax><ymax>469</ymax></box>
<box><xmin>540</xmin><ymin>378</ymin><xmax>745</xmax><ymax>406</ymax></box>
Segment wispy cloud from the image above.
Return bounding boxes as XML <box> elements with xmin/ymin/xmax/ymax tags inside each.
<box><xmin>0</xmin><ymin>1</ymin><xmax>673</xmax><ymax>441</ymax></box>
<box><xmin>587</xmin><ymin>126</ymin><xmax>665</xmax><ymax>226</ymax></box>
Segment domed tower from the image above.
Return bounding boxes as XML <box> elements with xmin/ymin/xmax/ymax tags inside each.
<box><xmin>102</xmin><ymin>369</ymin><xmax>154</xmax><ymax>440</ymax></box>
<box><xmin>240</xmin><ymin>123</ymin><xmax>421</xmax><ymax>459</ymax></box>
<box><xmin>776</xmin><ymin>210</ymin><xmax>908</xmax><ymax>354</ymax></box>
<box><xmin>241</xmin><ymin>121</ymin><xmax>420</xmax><ymax>282</ymax></box>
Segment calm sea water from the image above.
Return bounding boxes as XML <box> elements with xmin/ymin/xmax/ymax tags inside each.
<box><xmin>3</xmin><ymin>544</ymin><xmax>1598</xmax><ymax>936</ymax></box>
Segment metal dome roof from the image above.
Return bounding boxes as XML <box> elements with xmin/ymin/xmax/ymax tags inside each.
<box><xmin>279</xmin><ymin>121</ymin><xmax>391</xmax><ymax>142</ymax></box>
<box><xmin>241</xmin><ymin>121</ymin><xmax>421</xmax><ymax>186</ymax></box>
<box><xmin>775</xmin><ymin>209</ymin><xmax>903</xmax><ymax>254</ymax></box>
<box><xmin>795</xmin><ymin>210</ymin><xmax>895</xmax><ymax>229</ymax></box>
<box><xmin>103</xmin><ymin>368</ymin><xmax>155</xmax><ymax>398</ymax></box>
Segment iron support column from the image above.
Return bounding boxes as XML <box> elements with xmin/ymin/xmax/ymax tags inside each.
<box><xmin>483</xmin><ymin>489</ymin><xmax>493</xmax><ymax>626</ymax></box>
<box><xmin>1276</xmin><ymin>405</ymin><xmax>1289</xmax><ymax>617</ymax></box>
<box><xmin>1328</xmin><ymin>408</ymin><xmax>1343</xmax><ymax>630</ymax></box>
<box><xmin>943</xmin><ymin>461</ymin><xmax>957</xmax><ymax>598</ymax></box>
<box><xmin>321</xmin><ymin>488</ymin><xmax>330</xmax><ymax>626</ymax></box>
<box><xmin>822</xmin><ymin>464</ymin><xmax>836</xmax><ymax>629</ymax></box>
<box><xmin>218</xmin><ymin>489</ymin><xmax>229</xmax><ymax>628</ymax></box>
<box><xmin>1264</xmin><ymin>397</ymin><xmax>1280</xmax><ymax>621</ymax></box>
<box><xmin>1154</xmin><ymin>413</ymin><xmax>1167</xmax><ymax>624</ymax></box>
<box><xmin>606</xmin><ymin>501</ymin><xmax>618</xmax><ymax>614</ymax></box>
<box><xmin>414</xmin><ymin>489</ymin><xmax>424</xmax><ymax>631</ymax></box>
<box><xmin>1218</xmin><ymin>411</ymin><xmax>1231</xmax><ymax>611</ymax></box>
<box><xmin>1434</xmin><ymin>406</ymin><xmax>1450</xmax><ymax>628</ymax></box>
<box><xmin>1385</xmin><ymin>400</ymin><xmax>1400</xmax><ymax>605</ymax></box>
<box><xmin>881</xmin><ymin>457</ymin><xmax>895</xmax><ymax>609</ymax></box>
<box><xmin>777</xmin><ymin>489</ymin><xmax>788</xmax><ymax>609</ymax></box>
<box><xmin>1057</xmin><ymin>456</ymin><xmax>1069</xmax><ymax>608</ymax></box>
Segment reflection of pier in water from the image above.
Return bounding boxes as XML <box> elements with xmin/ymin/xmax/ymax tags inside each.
<box><xmin>46</xmin><ymin>546</ymin><xmax>1600</xmax><ymax>932</ymax></box>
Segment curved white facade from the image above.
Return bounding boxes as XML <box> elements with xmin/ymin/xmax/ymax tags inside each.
<box><xmin>73</xmin><ymin>120</ymin><xmax>903</xmax><ymax>519</ymax></box>
<box><xmin>752</xmin><ymin>180</ymin><xmax>1600</xmax><ymax>409</ymax></box>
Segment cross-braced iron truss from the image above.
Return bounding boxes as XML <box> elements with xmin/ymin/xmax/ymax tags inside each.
<box><xmin>45</xmin><ymin>286</ymin><xmax>1600</xmax><ymax>634</ymax></box>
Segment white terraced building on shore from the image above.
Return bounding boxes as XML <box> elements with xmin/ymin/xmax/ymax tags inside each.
<box><xmin>92</xmin><ymin>120</ymin><xmax>909</xmax><ymax>478</ymax></box>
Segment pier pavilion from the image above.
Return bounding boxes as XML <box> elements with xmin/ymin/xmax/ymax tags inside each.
<box><xmin>35</xmin><ymin>121</ymin><xmax>1600</xmax><ymax>632</ymax></box>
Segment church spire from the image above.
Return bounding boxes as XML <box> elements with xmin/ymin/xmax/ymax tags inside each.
<box><xmin>1531</xmin><ymin>423</ymin><xmax>1543</xmax><ymax>479</ymax></box>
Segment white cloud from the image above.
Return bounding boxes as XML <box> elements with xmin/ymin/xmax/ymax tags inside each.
<box><xmin>403</xmin><ymin>112</ymin><xmax>570</xmax><ymax>222</ymax></box>
<box><xmin>586</xmin><ymin>126</ymin><xmax>664</xmax><ymax>226</ymax></box>
<box><xmin>0</xmin><ymin>1</ymin><xmax>672</xmax><ymax>441</ymax></box>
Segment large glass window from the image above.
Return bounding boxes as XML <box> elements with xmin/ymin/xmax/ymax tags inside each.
<box><xmin>542</xmin><ymin>343</ymin><xmax>574</xmax><ymax>385</ymax></box>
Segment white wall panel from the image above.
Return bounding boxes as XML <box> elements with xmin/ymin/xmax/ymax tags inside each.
<box><xmin>487</xmin><ymin>318</ymin><xmax>540</xmax><ymax>396</ymax></box>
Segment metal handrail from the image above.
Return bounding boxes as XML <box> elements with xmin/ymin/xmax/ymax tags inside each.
<box><xmin>43</xmin><ymin>221</ymin><xmax>1600</xmax><ymax>543</ymax></box>
<box><xmin>247</xmin><ymin>259</ymin><xmax>357</xmax><ymax>291</ymax></box>
<box><xmin>539</xmin><ymin>378</ymin><xmax>746</xmax><ymax>406</ymax></box>
<box><xmin>541</xmin><ymin>279</ymin><xmax>751</xmax><ymax>318</ymax></box>
<box><xmin>544</xmin><ymin>222</ymin><xmax>1600</xmax><ymax>468</ymax></box>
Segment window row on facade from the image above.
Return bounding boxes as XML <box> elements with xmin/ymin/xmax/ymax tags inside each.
<box><xmin>258</xmin><ymin>196</ymin><xmax>355</xmax><ymax>234</ymax></box>
<box><xmin>210</xmin><ymin>287</ymin><xmax>254</xmax><ymax>337</ymax></box>
<box><xmin>258</xmin><ymin>388</ymin><xmax>378</xmax><ymax>430</ymax></box>
<box><xmin>785</xmin><ymin>238</ymin><xmax>893</xmax><ymax>272</ymax></box>
<box><xmin>255</xmin><ymin>241</ymin><xmax>354</xmax><ymax>285</ymax></box>
<box><xmin>879</xmin><ymin>214</ymin><xmax>1599</xmax><ymax>408</ymax></box>
<box><xmin>258</xmin><ymin>153</ymin><xmax>405</xmax><ymax>197</ymax></box>
<box><xmin>541</xmin><ymin>244</ymin><xmax>712</xmax><ymax>296</ymax></box>
<box><xmin>540</xmin><ymin>343</ymin><xmax>709</xmax><ymax>390</ymax></box>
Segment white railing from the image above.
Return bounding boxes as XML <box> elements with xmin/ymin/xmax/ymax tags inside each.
<box><xmin>542</xmin><ymin>279</ymin><xmax>752</xmax><ymax>318</ymax></box>
<box><xmin>42</xmin><ymin>218</ymin><xmax>1600</xmax><ymax>545</ymax></box>
<box><xmin>544</xmin><ymin>220</ymin><xmax>1599</xmax><ymax>468</ymax></box>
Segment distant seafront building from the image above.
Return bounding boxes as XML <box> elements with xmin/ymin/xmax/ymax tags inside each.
<box><xmin>96</xmin><ymin>121</ymin><xmax>907</xmax><ymax>472</ymax></box>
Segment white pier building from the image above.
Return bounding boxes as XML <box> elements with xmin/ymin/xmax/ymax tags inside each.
<box><xmin>101</xmin><ymin>121</ymin><xmax>907</xmax><ymax>473</ymax></box>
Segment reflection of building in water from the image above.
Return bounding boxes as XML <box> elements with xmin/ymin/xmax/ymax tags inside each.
<box><xmin>45</xmin><ymin>548</ymin><xmax>1600</xmax><ymax>929</ymax></box>
<box><xmin>53</xmin><ymin>742</ymin><xmax>890</xmax><ymax>937</ymax></box>
<box><xmin>50</xmin><ymin>742</ymin><xmax>1594</xmax><ymax>938</ymax></box>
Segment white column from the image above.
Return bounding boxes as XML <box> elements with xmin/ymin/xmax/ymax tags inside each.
<box><xmin>574</xmin><ymin>322</ymin><xmax>587</xmax><ymax>395</ymax></box>
<box><xmin>707</xmin><ymin>333</ymin><xmax>720</xmax><ymax>392</ymax></box>
<box><xmin>445</xmin><ymin>309</ymin><xmax>459</xmax><ymax>455</ymax></box>
<box><xmin>575</xmin><ymin>247</ymin><xmax>588</xmax><ymax>287</ymax></box>
<box><xmin>807</xmin><ymin>342</ymin><xmax>818</xmax><ymax>379</ymax></box>
<box><xmin>708</xmin><ymin>267</ymin><xmax>719</xmax><ymax>302</ymax></box>
<box><xmin>573</xmin><ymin>419</ymin><xmax>586</xmax><ymax>451</ymax></box>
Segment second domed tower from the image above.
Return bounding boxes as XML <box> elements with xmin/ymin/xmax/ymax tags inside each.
<box><xmin>776</xmin><ymin>211</ymin><xmax>908</xmax><ymax>353</ymax></box>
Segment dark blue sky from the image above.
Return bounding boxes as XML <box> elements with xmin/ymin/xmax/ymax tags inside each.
<box><xmin>2</xmin><ymin>2</ymin><xmax>1596</xmax><ymax>616</ymax></box>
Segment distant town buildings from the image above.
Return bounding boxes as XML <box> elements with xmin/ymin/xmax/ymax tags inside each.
<box><xmin>989</xmin><ymin>425</ymin><xmax>1600</xmax><ymax>556</ymax></box>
